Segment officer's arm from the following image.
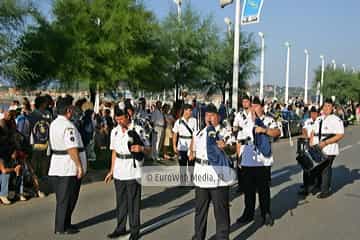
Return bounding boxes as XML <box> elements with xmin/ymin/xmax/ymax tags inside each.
<box><xmin>189</xmin><ymin>137</ymin><xmax>195</xmax><ymax>161</ymax></box>
<box><xmin>67</xmin><ymin>148</ymin><xmax>83</xmax><ymax>169</ymax></box>
<box><xmin>302</xmin><ymin>128</ymin><xmax>308</xmax><ymax>138</ymax></box>
<box><xmin>236</xmin><ymin>143</ymin><xmax>241</xmax><ymax>156</ymax></box>
<box><xmin>323</xmin><ymin>133</ymin><xmax>344</xmax><ymax>146</ymax></box>
<box><xmin>172</xmin><ymin>132</ymin><xmax>178</xmax><ymax>153</ymax></box>
<box><xmin>263</xmin><ymin>128</ymin><xmax>281</xmax><ymax>138</ymax></box>
<box><xmin>110</xmin><ymin>150</ymin><xmax>116</xmax><ymax>173</ymax></box>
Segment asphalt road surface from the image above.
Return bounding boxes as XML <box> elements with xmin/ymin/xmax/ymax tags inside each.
<box><xmin>1</xmin><ymin>126</ymin><xmax>360</xmax><ymax>240</ymax></box>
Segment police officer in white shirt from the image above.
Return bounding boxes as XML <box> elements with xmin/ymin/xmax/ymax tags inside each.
<box><xmin>236</xmin><ymin>97</ymin><xmax>280</xmax><ymax>226</ymax></box>
<box><xmin>104</xmin><ymin>107</ymin><xmax>150</xmax><ymax>240</ymax></box>
<box><xmin>173</xmin><ymin>104</ymin><xmax>197</xmax><ymax>179</ymax></box>
<box><xmin>190</xmin><ymin>104</ymin><xmax>236</xmax><ymax>240</ymax></box>
<box><xmin>233</xmin><ymin>95</ymin><xmax>252</xmax><ymax>193</ymax></box>
<box><xmin>310</xmin><ymin>98</ymin><xmax>344</xmax><ymax>199</ymax></box>
<box><xmin>298</xmin><ymin>106</ymin><xmax>319</xmax><ymax>196</ymax></box>
<box><xmin>48</xmin><ymin>95</ymin><xmax>86</xmax><ymax>235</ymax></box>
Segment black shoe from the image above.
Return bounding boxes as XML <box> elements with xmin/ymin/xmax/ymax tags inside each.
<box><xmin>262</xmin><ymin>213</ymin><xmax>274</xmax><ymax>226</ymax></box>
<box><xmin>311</xmin><ymin>186</ymin><xmax>321</xmax><ymax>195</ymax></box>
<box><xmin>297</xmin><ymin>189</ymin><xmax>309</xmax><ymax>196</ymax></box>
<box><xmin>55</xmin><ymin>228</ymin><xmax>79</xmax><ymax>235</ymax></box>
<box><xmin>129</xmin><ymin>234</ymin><xmax>140</xmax><ymax>240</ymax></box>
<box><xmin>67</xmin><ymin>224</ymin><xmax>79</xmax><ymax>231</ymax></box>
<box><xmin>317</xmin><ymin>192</ymin><xmax>331</xmax><ymax>199</ymax></box>
<box><xmin>107</xmin><ymin>230</ymin><xmax>127</xmax><ymax>239</ymax></box>
<box><xmin>236</xmin><ymin>215</ymin><xmax>254</xmax><ymax>224</ymax></box>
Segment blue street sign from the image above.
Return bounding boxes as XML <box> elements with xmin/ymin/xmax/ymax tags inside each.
<box><xmin>241</xmin><ymin>0</ymin><xmax>264</xmax><ymax>25</ymax></box>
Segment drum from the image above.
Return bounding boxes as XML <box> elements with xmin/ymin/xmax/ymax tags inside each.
<box><xmin>296</xmin><ymin>138</ymin><xmax>327</xmax><ymax>171</ymax></box>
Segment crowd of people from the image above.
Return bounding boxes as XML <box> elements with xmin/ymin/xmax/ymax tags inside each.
<box><xmin>0</xmin><ymin>93</ymin><xmax>358</xmax><ymax>207</ymax></box>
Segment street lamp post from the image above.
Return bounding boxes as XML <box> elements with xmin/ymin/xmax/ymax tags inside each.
<box><xmin>174</xmin><ymin>0</ymin><xmax>182</xmax><ymax>23</ymax></box>
<box><xmin>221</xmin><ymin>0</ymin><xmax>240</xmax><ymax>111</ymax></box>
<box><xmin>320</xmin><ymin>55</ymin><xmax>325</xmax><ymax>106</ymax></box>
<box><xmin>224</xmin><ymin>17</ymin><xmax>232</xmax><ymax>38</ymax></box>
<box><xmin>304</xmin><ymin>49</ymin><xmax>309</xmax><ymax>104</ymax></box>
<box><xmin>231</xmin><ymin>0</ymin><xmax>241</xmax><ymax>111</ymax></box>
<box><xmin>174</xmin><ymin>0</ymin><xmax>182</xmax><ymax>102</ymax></box>
<box><xmin>284</xmin><ymin>41</ymin><xmax>291</xmax><ymax>104</ymax></box>
<box><xmin>332</xmin><ymin>59</ymin><xmax>336</xmax><ymax>70</ymax></box>
<box><xmin>258</xmin><ymin>32</ymin><xmax>265</xmax><ymax>100</ymax></box>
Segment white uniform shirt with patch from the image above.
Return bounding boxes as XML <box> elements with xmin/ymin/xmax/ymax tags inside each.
<box><xmin>302</xmin><ymin>118</ymin><xmax>316</xmax><ymax>139</ymax></box>
<box><xmin>48</xmin><ymin>116</ymin><xmax>87</xmax><ymax>176</ymax></box>
<box><xmin>313</xmin><ymin>114</ymin><xmax>344</xmax><ymax>156</ymax></box>
<box><xmin>193</xmin><ymin>126</ymin><xmax>236</xmax><ymax>188</ymax></box>
<box><xmin>233</xmin><ymin>110</ymin><xmax>252</xmax><ymax>130</ymax></box>
<box><xmin>173</xmin><ymin>117</ymin><xmax>197</xmax><ymax>152</ymax></box>
<box><xmin>238</xmin><ymin>115</ymin><xmax>278</xmax><ymax>167</ymax></box>
<box><xmin>110</xmin><ymin>126</ymin><xmax>142</xmax><ymax>180</ymax></box>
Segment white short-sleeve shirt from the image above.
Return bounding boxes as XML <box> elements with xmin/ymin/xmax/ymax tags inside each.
<box><xmin>48</xmin><ymin>116</ymin><xmax>87</xmax><ymax>176</ymax></box>
<box><xmin>192</xmin><ymin>126</ymin><xmax>236</xmax><ymax>188</ymax></box>
<box><xmin>313</xmin><ymin>114</ymin><xmax>344</xmax><ymax>156</ymax></box>
<box><xmin>238</xmin><ymin>115</ymin><xmax>278</xmax><ymax>167</ymax></box>
<box><xmin>172</xmin><ymin>117</ymin><xmax>197</xmax><ymax>151</ymax></box>
<box><xmin>110</xmin><ymin>126</ymin><xmax>142</xmax><ymax>180</ymax></box>
<box><xmin>302</xmin><ymin>118</ymin><xmax>316</xmax><ymax>138</ymax></box>
<box><xmin>233</xmin><ymin>110</ymin><xmax>252</xmax><ymax>129</ymax></box>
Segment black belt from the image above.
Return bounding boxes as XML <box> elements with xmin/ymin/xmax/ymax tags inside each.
<box><xmin>116</xmin><ymin>153</ymin><xmax>133</xmax><ymax>159</ymax></box>
<box><xmin>52</xmin><ymin>148</ymin><xmax>85</xmax><ymax>155</ymax></box>
<box><xmin>179</xmin><ymin>135</ymin><xmax>192</xmax><ymax>139</ymax></box>
<box><xmin>195</xmin><ymin>158</ymin><xmax>209</xmax><ymax>165</ymax></box>
<box><xmin>238</xmin><ymin>139</ymin><xmax>252</xmax><ymax>145</ymax></box>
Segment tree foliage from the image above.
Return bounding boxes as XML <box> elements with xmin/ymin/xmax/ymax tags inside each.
<box><xmin>313</xmin><ymin>66</ymin><xmax>360</xmax><ymax>103</ymax></box>
<box><xmin>206</xmin><ymin>32</ymin><xmax>260</xmax><ymax>102</ymax></box>
<box><xmin>12</xmin><ymin>0</ymin><xmax>260</xmax><ymax>101</ymax></box>
<box><xmin>0</xmin><ymin>0</ymin><xmax>35</xmax><ymax>83</ymax></box>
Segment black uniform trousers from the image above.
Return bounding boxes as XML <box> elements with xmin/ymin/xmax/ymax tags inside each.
<box><xmin>53</xmin><ymin>176</ymin><xmax>81</xmax><ymax>232</ymax></box>
<box><xmin>194</xmin><ymin>186</ymin><xmax>230</xmax><ymax>240</ymax></box>
<box><xmin>312</xmin><ymin>156</ymin><xmax>336</xmax><ymax>193</ymax></box>
<box><xmin>179</xmin><ymin>151</ymin><xmax>195</xmax><ymax>167</ymax></box>
<box><xmin>241</xmin><ymin>166</ymin><xmax>271</xmax><ymax>219</ymax></box>
<box><xmin>114</xmin><ymin>179</ymin><xmax>141</xmax><ymax>236</ymax></box>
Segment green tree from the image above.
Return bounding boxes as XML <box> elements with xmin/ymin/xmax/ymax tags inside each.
<box><xmin>159</xmin><ymin>4</ymin><xmax>219</xmax><ymax>101</ymax></box>
<box><xmin>0</xmin><ymin>0</ymin><xmax>35</xmax><ymax>83</ymax></box>
<box><xmin>313</xmin><ymin>66</ymin><xmax>360</xmax><ymax>103</ymax></box>
<box><xmin>16</xmin><ymin>0</ymin><xmax>166</xmax><ymax>101</ymax></box>
<box><xmin>206</xmin><ymin>32</ymin><xmax>260</xmax><ymax>104</ymax></box>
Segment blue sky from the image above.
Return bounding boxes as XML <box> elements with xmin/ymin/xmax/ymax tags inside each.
<box><xmin>37</xmin><ymin>0</ymin><xmax>360</xmax><ymax>88</ymax></box>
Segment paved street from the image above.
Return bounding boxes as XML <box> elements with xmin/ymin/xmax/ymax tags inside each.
<box><xmin>1</xmin><ymin>126</ymin><xmax>360</xmax><ymax>240</ymax></box>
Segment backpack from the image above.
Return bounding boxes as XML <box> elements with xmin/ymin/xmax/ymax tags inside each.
<box><xmin>32</xmin><ymin>119</ymin><xmax>50</xmax><ymax>145</ymax></box>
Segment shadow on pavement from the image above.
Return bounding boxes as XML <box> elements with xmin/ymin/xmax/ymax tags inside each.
<box><xmin>74</xmin><ymin>186</ymin><xmax>194</xmax><ymax>231</ymax></box>
<box><xmin>142</xmin><ymin>186</ymin><xmax>193</xmax><ymax>209</ymax></box>
<box><xmin>331</xmin><ymin>165</ymin><xmax>360</xmax><ymax>195</ymax></box>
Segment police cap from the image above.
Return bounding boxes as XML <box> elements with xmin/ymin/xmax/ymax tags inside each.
<box><xmin>205</xmin><ymin>104</ymin><xmax>218</xmax><ymax>114</ymax></box>
<box><xmin>242</xmin><ymin>94</ymin><xmax>251</xmax><ymax>101</ymax></box>
<box><xmin>252</xmin><ymin>96</ymin><xmax>264</xmax><ymax>106</ymax></box>
<box><xmin>310</xmin><ymin>106</ymin><xmax>319</xmax><ymax>113</ymax></box>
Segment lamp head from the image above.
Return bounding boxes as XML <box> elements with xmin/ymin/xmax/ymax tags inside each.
<box><xmin>224</xmin><ymin>17</ymin><xmax>232</xmax><ymax>25</ymax></box>
<box><xmin>174</xmin><ymin>0</ymin><xmax>182</xmax><ymax>6</ymax></box>
<box><xmin>258</xmin><ymin>32</ymin><xmax>264</xmax><ymax>38</ymax></box>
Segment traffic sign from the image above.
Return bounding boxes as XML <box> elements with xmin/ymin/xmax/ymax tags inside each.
<box><xmin>241</xmin><ymin>0</ymin><xmax>264</xmax><ymax>25</ymax></box>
